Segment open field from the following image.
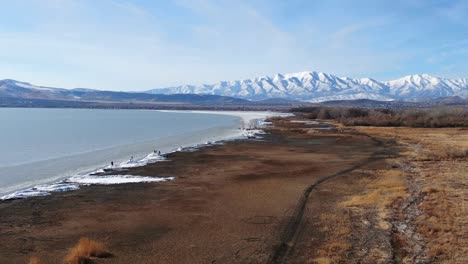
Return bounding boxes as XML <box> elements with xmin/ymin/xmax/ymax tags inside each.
<box><xmin>0</xmin><ymin>116</ymin><xmax>466</xmax><ymax>263</ymax></box>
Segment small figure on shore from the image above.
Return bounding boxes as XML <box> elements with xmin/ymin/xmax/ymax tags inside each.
<box><xmin>130</xmin><ymin>156</ymin><xmax>134</xmax><ymax>163</ymax></box>
<box><xmin>111</xmin><ymin>161</ymin><xmax>114</xmax><ymax>166</ymax></box>
<box><xmin>158</xmin><ymin>150</ymin><xmax>161</xmax><ymax>155</ymax></box>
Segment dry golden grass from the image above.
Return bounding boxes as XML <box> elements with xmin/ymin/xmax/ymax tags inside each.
<box><xmin>342</xmin><ymin>169</ymin><xmax>407</xmax><ymax>213</ymax></box>
<box><xmin>353</xmin><ymin>127</ymin><xmax>468</xmax><ymax>160</ymax></box>
<box><xmin>354</xmin><ymin>126</ymin><xmax>468</xmax><ymax>263</ymax></box>
<box><xmin>311</xmin><ymin>256</ymin><xmax>333</xmax><ymax>264</ymax></box>
<box><xmin>340</xmin><ymin>167</ymin><xmax>408</xmax><ymax>235</ymax></box>
<box><xmin>415</xmin><ymin>162</ymin><xmax>467</xmax><ymax>261</ymax></box>
<box><xmin>28</xmin><ymin>256</ymin><xmax>40</xmax><ymax>264</ymax></box>
<box><xmin>311</xmin><ymin>212</ymin><xmax>352</xmax><ymax>263</ymax></box>
<box><xmin>423</xmin><ymin>145</ymin><xmax>468</xmax><ymax>160</ymax></box>
<box><xmin>65</xmin><ymin>237</ymin><xmax>110</xmax><ymax>264</ymax></box>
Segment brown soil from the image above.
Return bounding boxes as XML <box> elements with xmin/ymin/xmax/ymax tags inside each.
<box><xmin>1</xmin><ymin>118</ymin><xmax>462</xmax><ymax>263</ymax></box>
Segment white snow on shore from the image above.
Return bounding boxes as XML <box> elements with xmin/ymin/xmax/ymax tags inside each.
<box><xmin>1</xmin><ymin>152</ymin><xmax>171</xmax><ymax>200</ymax></box>
<box><xmin>0</xmin><ymin>183</ymin><xmax>80</xmax><ymax>200</ymax></box>
<box><xmin>117</xmin><ymin>152</ymin><xmax>166</xmax><ymax>169</ymax></box>
<box><xmin>1</xmin><ymin>111</ymin><xmax>291</xmax><ymax>201</ymax></box>
<box><xmin>1</xmin><ymin>176</ymin><xmax>174</xmax><ymax>200</ymax></box>
<box><xmin>66</xmin><ymin>175</ymin><xmax>174</xmax><ymax>185</ymax></box>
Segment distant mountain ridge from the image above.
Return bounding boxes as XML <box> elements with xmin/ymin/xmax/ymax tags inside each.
<box><xmin>147</xmin><ymin>71</ymin><xmax>468</xmax><ymax>102</ymax></box>
<box><xmin>0</xmin><ymin>79</ymin><xmax>249</xmax><ymax>104</ymax></box>
<box><xmin>0</xmin><ymin>79</ymin><xmax>302</xmax><ymax>109</ymax></box>
<box><xmin>1</xmin><ymin>71</ymin><xmax>467</xmax><ymax>106</ymax></box>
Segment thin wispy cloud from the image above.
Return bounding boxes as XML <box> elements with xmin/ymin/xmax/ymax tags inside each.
<box><xmin>0</xmin><ymin>0</ymin><xmax>467</xmax><ymax>90</ymax></box>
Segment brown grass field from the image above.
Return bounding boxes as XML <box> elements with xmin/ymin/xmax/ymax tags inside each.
<box><xmin>351</xmin><ymin>126</ymin><xmax>468</xmax><ymax>263</ymax></box>
<box><xmin>264</xmin><ymin>116</ymin><xmax>467</xmax><ymax>263</ymax></box>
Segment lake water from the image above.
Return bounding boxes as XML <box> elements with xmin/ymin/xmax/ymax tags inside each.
<box><xmin>0</xmin><ymin>108</ymin><xmax>256</xmax><ymax>198</ymax></box>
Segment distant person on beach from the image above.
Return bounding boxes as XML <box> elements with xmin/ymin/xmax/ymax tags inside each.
<box><xmin>130</xmin><ymin>156</ymin><xmax>134</xmax><ymax>163</ymax></box>
<box><xmin>111</xmin><ymin>161</ymin><xmax>114</xmax><ymax>166</ymax></box>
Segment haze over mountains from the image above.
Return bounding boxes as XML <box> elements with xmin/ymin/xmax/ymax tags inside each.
<box><xmin>148</xmin><ymin>71</ymin><xmax>468</xmax><ymax>102</ymax></box>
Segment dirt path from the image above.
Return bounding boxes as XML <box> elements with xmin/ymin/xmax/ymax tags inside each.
<box><xmin>267</xmin><ymin>139</ymin><xmax>385</xmax><ymax>263</ymax></box>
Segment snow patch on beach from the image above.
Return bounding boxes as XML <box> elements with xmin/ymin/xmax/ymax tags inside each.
<box><xmin>0</xmin><ymin>183</ymin><xmax>79</xmax><ymax>200</ymax></box>
<box><xmin>117</xmin><ymin>152</ymin><xmax>166</xmax><ymax>169</ymax></box>
<box><xmin>1</xmin><ymin>176</ymin><xmax>174</xmax><ymax>200</ymax></box>
<box><xmin>243</xmin><ymin>129</ymin><xmax>266</xmax><ymax>139</ymax></box>
<box><xmin>66</xmin><ymin>175</ymin><xmax>174</xmax><ymax>185</ymax></box>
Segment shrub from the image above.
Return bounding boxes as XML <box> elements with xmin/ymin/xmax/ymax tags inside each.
<box><xmin>65</xmin><ymin>237</ymin><xmax>111</xmax><ymax>264</ymax></box>
<box><xmin>292</xmin><ymin>106</ymin><xmax>468</xmax><ymax>127</ymax></box>
<box><xmin>28</xmin><ymin>256</ymin><xmax>40</xmax><ymax>264</ymax></box>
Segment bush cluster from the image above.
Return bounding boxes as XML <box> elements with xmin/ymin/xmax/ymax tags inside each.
<box><xmin>291</xmin><ymin>106</ymin><xmax>468</xmax><ymax>127</ymax></box>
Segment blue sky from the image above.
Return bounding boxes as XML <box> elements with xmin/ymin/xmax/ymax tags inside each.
<box><xmin>0</xmin><ymin>0</ymin><xmax>467</xmax><ymax>91</ymax></box>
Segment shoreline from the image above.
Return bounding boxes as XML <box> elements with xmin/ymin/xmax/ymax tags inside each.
<box><xmin>157</xmin><ymin>110</ymin><xmax>291</xmax><ymax>127</ymax></box>
<box><xmin>0</xmin><ymin>116</ymin><xmax>386</xmax><ymax>263</ymax></box>
<box><xmin>0</xmin><ymin>110</ymin><xmax>289</xmax><ymax>201</ymax></box>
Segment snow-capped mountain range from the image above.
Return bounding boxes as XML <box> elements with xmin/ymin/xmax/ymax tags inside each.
<box><xmin>147</xmin><ymin>71</ymin><xmax>468</xmax><ymax>102</ymax></box>
<box><xmin>1</xmin><ymin>71</ymin><xmax>467</xmax><ymax>103</ymax></box>
<box><xmin>0</xmin><ymin>79</ymin><xmax>250</xmax><ymax>105</ymax></box>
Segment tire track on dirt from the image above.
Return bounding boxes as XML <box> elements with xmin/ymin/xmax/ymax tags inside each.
<box><xmin>267</xmin><ymin>134</ymin><xmax>385</xmax><ymax>264</ymax></box>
